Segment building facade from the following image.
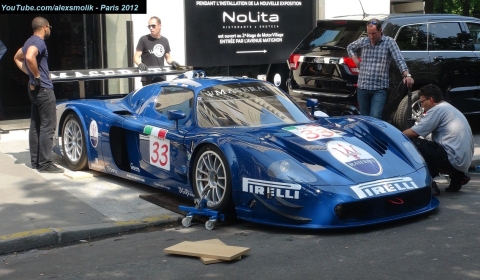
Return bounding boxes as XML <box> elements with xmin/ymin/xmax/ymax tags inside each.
<box><xmin>0</xmin><ymin>0</ymin><xmax>422</xmax><ymax>120</ymax></box>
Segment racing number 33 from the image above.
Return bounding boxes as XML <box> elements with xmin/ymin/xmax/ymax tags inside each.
<box><xmin>283</xmin><ymin>125</ymin><xmax>340</xmax><ymax>141</ymax></box>
<box><xmin>149</xmin><ymin>136</ymin><xmax>170</xmax><ymax>171</ymax></box>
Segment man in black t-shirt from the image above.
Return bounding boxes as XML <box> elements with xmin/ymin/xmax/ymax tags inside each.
<box><xmin>133</xmin><ymin>16</ymin><xmax>179</xmax><ymax>85</ymax></box>
<box><xmin>14</xmin><ymin>17</ymin><xmax>63</xmax><ymax>173</ymax></box>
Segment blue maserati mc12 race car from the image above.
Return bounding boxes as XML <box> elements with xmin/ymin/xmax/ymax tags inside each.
<box><xmin>53</xmin><ymin>69</ymin><xmax>439</xmax><ymax>229</ymax></box>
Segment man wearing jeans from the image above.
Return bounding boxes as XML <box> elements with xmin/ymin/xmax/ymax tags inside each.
<box><xmin>347</xmin><ymin>18</ymin><xmax>414</xmax><ymax>119</ymax></box>
<box><xmin>14</xmin><ymin>17</ymin><xmax>63</xmax><ymax>173</ymax></box>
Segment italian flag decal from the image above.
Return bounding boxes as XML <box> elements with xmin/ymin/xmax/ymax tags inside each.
<box><xmin>143</xmin><ymin>125</ymin><xmax>168</xmax><ymax>139</ymax></box>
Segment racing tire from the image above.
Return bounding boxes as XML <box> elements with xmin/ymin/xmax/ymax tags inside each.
<box><xmin>192</xmin><ymin>145</ymin><xmax>233</xmax><ymax>211</ymax></box>
<box><xmin>393</xmin><ymin>90</ymin><xmax>424</xmax><ymax>131</ymax></box>
<box><xmin>61</xmin><ymin>113</ymin><xmax>88</xmax><ymax>171</ymax></box>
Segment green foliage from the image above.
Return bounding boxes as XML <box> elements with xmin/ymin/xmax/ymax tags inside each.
<box><xmin>433</xmin><ymin>0</ymin><xmax>480</xmax><ymax>15</ymax></box>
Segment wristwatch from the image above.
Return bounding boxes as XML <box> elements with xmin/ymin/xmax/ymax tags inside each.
<box><xmin>404</xmin><ymin>74</ymin><xmax>412</xmax><ymax>78</ymax></box>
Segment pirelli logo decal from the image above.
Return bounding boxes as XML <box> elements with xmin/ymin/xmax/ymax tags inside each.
<box><xmin>350</xmin><ymin>177</ymin><xmax>419</xmax><ymax>199</ymax></box>
<box><xmin>242</xmin><ymin>178</ymin><xmax>301</xmax><ymax>200</ymax></box>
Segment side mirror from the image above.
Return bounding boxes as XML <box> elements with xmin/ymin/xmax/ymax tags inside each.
<box><xmin>257</xmin><ymin>74</ymin><xmax>266</xmax><ymax>81</ymax></box>
<box><xmin>306</xmin><ymin>98</ymin><xmax>318</xmax><ymax>116</ymax></box>
<box><xmin>273</xmin><ymin>73</ymin><xmax>281</xmax><ymax>87</ymax></box>
<box><xmin>314</xmin><ymin>111</ymin><xmax>329</xmax><ymax>118</ymax></box>
<box><xmin>168</xmin><ymin>110</ymin><xmax>186</xmax><ymax>129</ymax></box>
<box><xmin>175</xmin><ymin>70</ymin><xmax>206</xmax><ymax>79</ymax></box>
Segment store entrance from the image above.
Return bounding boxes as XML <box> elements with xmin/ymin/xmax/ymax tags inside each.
<box><xmin>0</xmin><ymin>14</ymin><xmax>103</xmax><ymax>120</ymax></box>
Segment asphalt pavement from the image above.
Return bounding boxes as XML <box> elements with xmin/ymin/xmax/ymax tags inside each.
<box><xmin>0</xmin><ymin>128</ymin><xmax>479</xmax><ymax>256</ymax></box>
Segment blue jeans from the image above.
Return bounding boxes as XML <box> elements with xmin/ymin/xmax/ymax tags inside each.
<box><xmin>356</xmin><ymin>88</ymin><xmax>387</xmax><ymax>119</ymax></box>
<box><xmin>28</xmin><ymin>87</ymin><xmax>57</xmax><ymax>169</ymax></box>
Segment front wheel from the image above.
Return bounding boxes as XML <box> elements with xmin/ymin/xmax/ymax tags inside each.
<box><xmin>62</xmin><ymin>113</ymin><xmax>88</xmax><ymax>171</ymax></box>
<box><xmin>393</xmin><ymin>90</ymin><xmax>424</xmax><ymax>131</ymax></box>
<box><xmin>192</xmin><ymin>145</ymin><xmax>232</xmax><ymax>211</ymax></box>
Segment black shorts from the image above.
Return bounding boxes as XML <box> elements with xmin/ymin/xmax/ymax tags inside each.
<box><xmin>410</xmin><ymin>138</ymin><xmax>457</xmax><ymax>177</ymax></box>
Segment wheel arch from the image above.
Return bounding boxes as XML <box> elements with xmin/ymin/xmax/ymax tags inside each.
<box><xmin>392</xmin><ymin>89</ymin><xmax>421</xmax><ymax>130</ymax></box>
<box><xmin>58</xmin><ymin>107</ymin><xmax>93</xmax><ymax>160</ymax></box>
<box><xmin>188</xmin><ymin>140</ymin><xmax>237</xmax><ymax>210</ymax></box>
<box><xmin>386</xmin><ymin>79</ymin><xmax>445</xmax><ymax>122</ymax></box>
<box><xmin>188</xmin><ymin>139</ymin><xmax>238</xmax><ymax>186</ymax></box>
<box><xmin>386</xmin><ymin>82</ymin><xmax>421</xmax><ymax>118</ymax></box>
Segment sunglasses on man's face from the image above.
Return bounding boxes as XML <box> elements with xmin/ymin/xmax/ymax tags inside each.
<box><xmin>147</xmin><ymin>24</ymin><xmax>157</xmax><ymax>29</ymax></box>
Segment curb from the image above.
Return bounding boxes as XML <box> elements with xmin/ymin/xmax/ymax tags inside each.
<box><xmin>470</xmin><ymin>159</ymin><xmax>480</xmax><ymax>171</ymax></box>
<box><xmin>0</xmin><ymin>214</ymin><xmax>181</xmax><ymax>256</ymax></box>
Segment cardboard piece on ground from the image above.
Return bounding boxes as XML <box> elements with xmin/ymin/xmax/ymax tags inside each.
<box><xmin>196</xmin><ymin>239</ymin><xmax>241</xmax><ymax>264</ymax></box>
<box><xmin>164</xmin><ymin>241</ymin><xmax>250</xmax><ymax>261</ymax></box>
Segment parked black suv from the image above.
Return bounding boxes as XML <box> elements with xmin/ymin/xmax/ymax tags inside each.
<box><xmin>287</xmin><ymin>14</ymin><xmax>480</xmax><ymax>130</ymax></box>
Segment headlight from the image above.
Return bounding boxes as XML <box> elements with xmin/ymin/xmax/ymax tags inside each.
<box><xmin>402</xmin><ymin>141</ymin><xmax>424</xmax><ymax>164</ymax></box>
<box><xmin>268</xmin><ymin>159</ymin><xmax>317</xmax><ymax>183</ymax></box>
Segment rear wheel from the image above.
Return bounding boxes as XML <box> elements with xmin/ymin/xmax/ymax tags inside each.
<box><xmin>393</xmin><ymin>90</ymin><xmax>424</xmax><ymax>131</ymax></box>
<box><xmin>193</xmin><ymin>145</ymin><xmax>232</xmax><ymax>211</ymax></box>
<box><xmin>62</xmin><ymin>113</ymin><xmax>88</xmax><ymax>171</ymax></box>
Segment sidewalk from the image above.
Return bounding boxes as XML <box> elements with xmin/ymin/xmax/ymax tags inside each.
<box><xmin>0</xmin><ymin>130</ymin><xmax>181</xmax><ymax>255</ymax></box>
<box><xmin>0</xmin><ymin>129</ymin><xmax>479</xmax><ymax>256</ymax></box>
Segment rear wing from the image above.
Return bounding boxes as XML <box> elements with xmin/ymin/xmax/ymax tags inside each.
<box><xmin>50</xmin><ymin>66</ymin><xmax>193</xmax><ymax>98</ymax></box>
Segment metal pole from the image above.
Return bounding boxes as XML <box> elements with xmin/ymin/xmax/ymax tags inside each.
<box><xmin>99</xmin><ymin>15</ymin><xmax>106</xmax><ymax>95</ymax></box>
<box><xmin>406</xmin><ymin>87</ymin><xmax>413</xmax><ymax>128</ymax></box>
<box><xmin>83</xmin><ymin>15</ymin><xmax>88</xmax><ymax>69</ymax></box>
<box><xmin>126</xmin><ymin>21</ymin><xmax>135</xmax><ymax>93</ymax></box>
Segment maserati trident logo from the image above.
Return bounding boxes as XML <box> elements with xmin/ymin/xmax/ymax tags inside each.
<box><xmin>327</xmin><ymin>140</ymin><xmax>382</xmax><ymax>176</ymax></box>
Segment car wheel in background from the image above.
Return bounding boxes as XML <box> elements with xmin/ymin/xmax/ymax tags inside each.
<box><xmin>393</xmin><ymin>90</ymin><xmax>424</xmax><ymax>131</ymax></box>
<box><xmin>193</xmin><ymin>145</ymin><xmax>232</xmax><ymax>211</ymax></box>
<box><xmin>61</xmin><ymin>113</ymin><xmax>88</xmax><ymax>171</ymax></box>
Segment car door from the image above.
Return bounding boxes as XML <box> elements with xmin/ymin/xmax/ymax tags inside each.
<box><xmin>463</xmin><ymin>21</ymin><xmax>480</xmax><ymax>113</ymax></box>
<box><xmin>137</xmin><ymin>86</ymin><xmax>195</xmax><ymax>188</ymax></box>
<box><xmin>428</xmin><ymin>21</ymin><xmax>480</xmax><ymax>113</ymax></box>
<box><xmin>390</xmin><ymin>23</ymin><xmax>430</xmax><ymax>101</ymax></box>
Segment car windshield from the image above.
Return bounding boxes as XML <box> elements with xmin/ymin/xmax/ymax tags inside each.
<box><xmin>296</xmin><ymin>20</ymin><xmax>367</xmax><ymax>51</ymax></box>
<box><xmin>197</xmin><ymin>81</ymin><xmax>313</xmax><ymax>128</ymax></box>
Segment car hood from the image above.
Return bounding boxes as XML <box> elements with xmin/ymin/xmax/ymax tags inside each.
<box><xmin>254</xmin><ymin>119</ymin><xmax>419</xmax><ymax>186</ymax></box>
